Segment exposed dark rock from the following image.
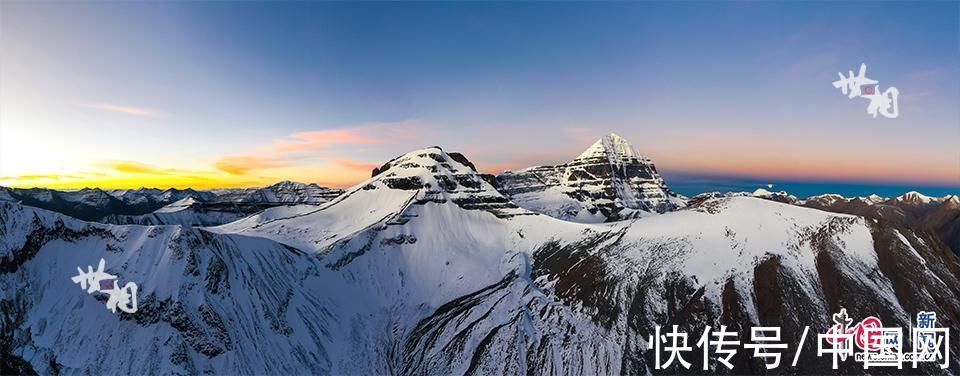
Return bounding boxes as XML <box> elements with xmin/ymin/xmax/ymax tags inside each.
<box><xmin>447</xmin><ymin>152</ymin><xmax>478</xmax><ymax>172</ymax></box>
<box><xmin>802</xmin><ymin>193</ymin><xmax>960</xmax><ymax>256</ymax></box>
<box><xmin>497</xmin><ymin>134</ymin><xmax>684</xmax><ymax>221</ymax></box>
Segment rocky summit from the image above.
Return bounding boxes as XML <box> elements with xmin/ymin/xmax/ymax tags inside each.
<box><xmin>497</xmin><ymin>133</ymin><xmax>686</xmax><ymax>222</ymax></box>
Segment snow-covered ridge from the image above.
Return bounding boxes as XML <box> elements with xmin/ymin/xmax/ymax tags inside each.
<box><xmin>210</xmin><ymin>180</ymin><xmax>341</xmax><ymax>204</ymax></box>
<box><xmin>701</xmin><ymin>189</ymin><xmax>960</xmax><ymax>257</ymax></box>
<box><xmin>154</xmin><ymin>197</ymin><xmax>198</xmax><ymax>213</ymax></box>
<box><xmin>215</xmin><ymin>146</ymin><xmax>529</xmax><ymax>253</ymax></box>
<box><xmin>696</xmin><ymin>190</ymin><xmax>957</xmax><ymax>208</ymax></box>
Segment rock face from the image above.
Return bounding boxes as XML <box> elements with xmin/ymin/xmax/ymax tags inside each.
<box><xmin>497</xmin><ymin>133</ymin><xmax>685</xmax><ymax>223</ymax></box>
<box><xmin>210</xmin><ymin>181</ymin><xmax>342</xmax><ymax>205</ymax></box>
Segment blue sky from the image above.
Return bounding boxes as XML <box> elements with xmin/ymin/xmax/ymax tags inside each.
<box><xmin>1</xmin><ymin>1</ymin><xmax>958</xmax><ymax>194</ymax></box>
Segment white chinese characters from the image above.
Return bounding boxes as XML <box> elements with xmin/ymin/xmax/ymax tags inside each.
<box><xmin>832</xmin><ymin>63</ymin><xmax>900</xmax><ymax>118</ymax></box>
<box><xmin>71</xmin><ymin>258</ymin><xmax>138</xmax><ymax>314</ymax></box>
<box><xmin>647</xmin><ymin>309</ymin><xmax>950</xmax><ymax>371</ymax></box>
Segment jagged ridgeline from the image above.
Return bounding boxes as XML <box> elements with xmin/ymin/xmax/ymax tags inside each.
<box><xmin>2</xmin><ymin>146</ymin><xmax>959</xmax><ymax>374</ymax></box>
<box><xmin>0</xmin><ymin>181</ymin><xmax>344</xmax><ymax>226</ymax></box>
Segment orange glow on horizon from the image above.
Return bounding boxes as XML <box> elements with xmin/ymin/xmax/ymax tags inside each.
<box><xmin>2</xmin><ymin>159</ymin><xmax>957</xmax><ymax>191</ymax></box>
<box><xmin>0</xmin><ymin>166</ymin><xmax>374</xmax><ymax>191</ymax></box>
<box><xmin>657</xmin><ymin>156</ymin><xmax>960</xmax><ymax>187</ymax></box>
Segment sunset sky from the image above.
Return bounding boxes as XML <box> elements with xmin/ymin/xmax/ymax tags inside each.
<box><xmin>1</xmin><ymin>2</ymin><xmax>958</xmax><ymax>192</ymax></box>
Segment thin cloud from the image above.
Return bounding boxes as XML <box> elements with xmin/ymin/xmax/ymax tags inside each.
<box><xmin>0</xmin><ymin>174</ymin><xmax>77</xmax><ymax>181</ymax></box>
<box><xmin>270</xmin><ymin>120</ymin><xmax>423</xmax><ymax>153</ymax></box>
<box><xmin>83</xmin><ymin>102</ymin><xmax>162</xmax><ymax>117</ymax></box>
<box><xmin>215</xmin><ymin>156</ymin><xmax>286</xmax><ymax>175</ymax></box>
<box><xmin>272</xmin><ymin>130</ymin><xmax>381</xmax><ymax>153</ymax></box>
<box><xmin>212</xmin><ymin>120</ymin><xmax>426</xmax><ymax>176</ymax></box>
<box><xmin>98</xmin><ymin>160</ymin><xmax>173</xmax><ymax>175</ymax></box>
<box><xmin>335</xmin><ymin>158</ymin><xmax>379</xmax><ymax>173</ymax></box>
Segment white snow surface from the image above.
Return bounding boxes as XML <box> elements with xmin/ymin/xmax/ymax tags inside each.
<box><xmin>575</xmin><ymin>133</ymin><xmax>649</xmax><ymax>162</ymax></box>
<box><xmin>154</xmin><ymin>197</ymin><xmax>197</xmax><ymax>213</ymax></box>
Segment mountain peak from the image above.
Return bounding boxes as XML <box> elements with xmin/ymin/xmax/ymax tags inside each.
<box><xmin>575</xmin><ymin>133</ymin><xmax>646</xmax><ymax>162</ymax></box>
<box><xmin>352</xmin><ymin>147</ymin><xmax>530</xmax><ymax>217</ymax></box>
<box><xmin>498</xmin><ymin>133</ymin><xmax>684</xmax><ymax>221</ymax></box>
<box><xmin>941</xmin><ymin>194</ymin><xmax>960</xmax><ymax>208</ymax></box>
<box><xmin>367</xmin><ymin>147</ymin><xmax>494</xmax><ymax>191</ymax></box>
<box><xmin>269</xmin><ymin>180</ymin><xmax>307</xmax><ymax>188</ymax></box>
<box><xmin>895</xmin><ymin>191</ymin><xmax>933</xmax><ymax>204</ymax></box>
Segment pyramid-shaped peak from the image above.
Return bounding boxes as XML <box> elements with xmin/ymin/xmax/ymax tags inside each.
<box><xmin>575</xmin><ymin>133</ymin><xmax>647</xmax><ymax>161</ymax></box>
<box><xmin>498</xmin><ymin>132</ymin><xmax>684</xmax><ymax>219</ymax></box>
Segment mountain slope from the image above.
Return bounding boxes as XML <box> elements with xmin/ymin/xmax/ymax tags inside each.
<box><xmin>2</xmin><ymin>147</ymin><xmax>959</xmax><ymax>374</ymax></box>
<box><xmin>497</xmin><ymin>133</ymin><xmax>685</xmax><ymax>223</ymax></box>
<box><xmin>104</xmin><ymin>182</ymin><xmax>345</xmax><ymax>226</ymax></box>
<box><xmin>210</xmin><ymin>181</ymin><xmax>342</xmax><ymax>205</ymax></box>
<box><xmin>99</xmin><ymin>197</ymin><xmax>255</xmax><ymax>226</ymax></box>
<box><xmin>802</xmin><ymin>191</ymin><xmax>960</xmax><ymax>256</ymax></box>
<box><xmin>0</xmin><ymin>187</ymin><xmax>206</xmax><ymax>221</ymax></box>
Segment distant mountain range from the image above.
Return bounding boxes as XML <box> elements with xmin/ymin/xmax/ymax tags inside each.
<box><xmin>800</xmin><ymin>191</ymin><xmax>960</xmax><ymax>257</ymax></box>
<box><xmin>689</xmin><ymin>188</ymin><xmax>960</xmax><ymax>256</ymax></box>
<box><xmin>0</xmin><ymin>181</ymin><xmax>343</xmax><ymax>226</ymax></box>
<box><xmin>1</xmin><ymin>136</ymin><xmax>958</xmax><ymax>374</ymax></box>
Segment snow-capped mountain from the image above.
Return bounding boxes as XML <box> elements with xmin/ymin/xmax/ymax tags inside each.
<box><xmin>1</xmin><ymin>181</ymin><xmax>344</xmax><ymax>226</ymax></box>
<box><xmin>690</xmin><ymin>189</ymin><xmax>799</xmax><ymax>206</ymax></box>
<box><xmin>98</xmin><ymin>197</ymin><xmax>251</xmax><ymax>227</ymax></box>
<box><xmin>3</xmin><ymin>146</ymin><xmax>958</xmax><ymax>374</ymax></box>
<box><xmin>103</xmin><ymin>181</ymin><xmax>344</xmax><ymax>226</ymax></box>
<box><xmin>497</xmin><ymin>133</ymin><xmax>686</xmax><ymax>223</ymax></box>
<box><xmin>0</xmin><ymin>187</ymin><xmax>205</xmax><ymax>221</ymax></box>
<box><xmin>801</xmin><ymin>191</ymin><xmax>960</xmax><ymax>256</ymax></box>
<box><xmin>210</xmin><ymin>180</ymin><xmax>342</xmax><ymax>205</ymax></box>
<box><xmin>692</xmin><ymin>190</ymin><xmax>960</xmax><ymax>257</ymax></box>
<box><xmin>216</xmin><ymin>147</ymin><xmax>529</xmax><ymax>253</ymax></box>
<box><xmin>106</xmin><ymin>187</ymin><xmax>216</xmax><ymax>207</ymax></box>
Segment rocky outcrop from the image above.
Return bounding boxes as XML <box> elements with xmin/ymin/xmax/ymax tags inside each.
<box><xmin>209</xmin><ymin>181</ymin><xmax>342</xmax><ymax>205</ymax></box>
<box><xmin>363</xmin><ymin>147</ymin><xmax>525</xmax><ymax>219</ymax></box>
<box><xmin>497</xmin><ymin>133</ymin><xmax>685</xmax><ymax>222</ymax></box>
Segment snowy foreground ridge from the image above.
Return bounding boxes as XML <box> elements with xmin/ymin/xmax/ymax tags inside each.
<box><xmin>2</xmin><ymin>146</ymin><xmax>960</xmax><ymax>374</ymax></box>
